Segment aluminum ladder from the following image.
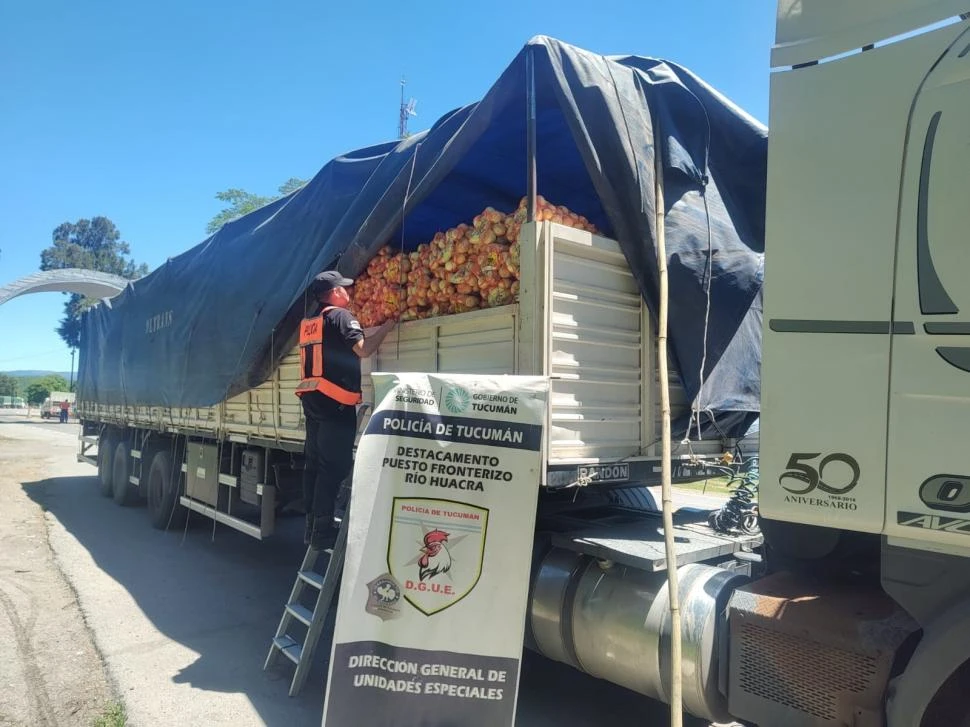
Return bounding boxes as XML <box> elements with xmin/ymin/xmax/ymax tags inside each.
<box><xmin>263</xmin><ymin>515</ymin><xmax>348</xmax><ymax>696</ymax></box>
<box><xmin>264</xmin><ymin>404</ymin><xmax>367</xmax><ymax>696</ymax></box>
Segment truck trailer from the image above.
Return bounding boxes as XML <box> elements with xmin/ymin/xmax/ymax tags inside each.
<box><xmin>76</xmin><ymin>34</ymin><xmax>764</xmax><ymax>537</ymax></box>
<box><xmin>76</xmin><ymin>3</ymin><xmax>970</xmax><ymax>725</ymax></box>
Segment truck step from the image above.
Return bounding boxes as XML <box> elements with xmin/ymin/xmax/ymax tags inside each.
<box><xmin>178</xmin><ymin>497</ymin><xmax>263</xmax><ymax>539</ymax></box>
<box><xmin>553</xmin><ymin>508</ymin><xmax>763</xmax><ymax>572</ymax></box>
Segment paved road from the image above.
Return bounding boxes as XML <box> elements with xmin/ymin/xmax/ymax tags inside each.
<box><xmin>3</xmin><ymin>409</ymin><xmax>79</xmax><ymax>432</ymax></box>
<box><xmin>0</xmin><ymin>413</ymin><xmax>704</xmax><ymax>726</ymax></box>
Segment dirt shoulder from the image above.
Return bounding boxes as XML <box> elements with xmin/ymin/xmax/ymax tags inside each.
<box><xmin>0</xmin><ymin>419</ymin><xmax>116</xmax><ymax>727</ymax></box>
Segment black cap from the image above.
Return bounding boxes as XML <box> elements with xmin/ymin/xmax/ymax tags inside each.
<box><xmin>310</xmin><ymin>270</ymin><xmax>354</xmax><ymax>296</ymax></box>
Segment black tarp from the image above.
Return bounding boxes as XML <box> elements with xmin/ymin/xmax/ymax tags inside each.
<box><xmin>78</xmin><ymin>36</ymin><xmax>767</xmax><ymax>437</ymax></box>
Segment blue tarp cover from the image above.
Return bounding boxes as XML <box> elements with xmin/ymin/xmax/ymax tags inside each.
<box><xmin>79</xmin><ymin>36</ymin><xmax>766</xmax><ymax>437</ymax></box>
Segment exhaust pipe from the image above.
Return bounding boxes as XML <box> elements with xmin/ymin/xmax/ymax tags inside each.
<box><xmin>529</xmin><ymin>547</ymin><xmax>745</xmax><ymax>723</ymax></box>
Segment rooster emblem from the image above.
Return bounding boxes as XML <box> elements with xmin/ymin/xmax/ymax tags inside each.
<box><xmin>389</xmin><ymin>499</ymin><xmax>488</xmax><ymax>615</ymax></box>
<box><xmin>417</xmin><ymin>529</ymin><xmax>452</xmax><ymax>581</ymax></box>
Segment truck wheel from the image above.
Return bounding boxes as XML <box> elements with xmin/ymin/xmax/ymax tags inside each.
<box><xmin>98</xmin><ymin>434</ymin><xmax>116</xmax><ymax>497</ymax></box>
<box><xmin>922</xmin><ymin>659</ymin><xmax>970</xmax><ymax>727</ymax></box>
<box><xmin>111</xmin><ymin>440</ymin><xmax>136</xmax><ymax>506</ymax></box>
<box><xmin>147</xmin><ymin>449</ymin><xmax>185</xmax><ymax>529</ymax></box>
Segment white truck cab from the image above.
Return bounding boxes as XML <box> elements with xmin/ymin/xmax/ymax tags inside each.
<box><xmin>762</xmin><ymin>0</ymin><xmax>970</xmax><ymax>555</ymax></box>
<box><xmin>760</xmin><ymin>2</ymin><xmax>970</xmax><ymax>724</ymax></box>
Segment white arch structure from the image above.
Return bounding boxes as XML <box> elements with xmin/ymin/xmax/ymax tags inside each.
<box><xmin>0</xmin><ymin>269</ymin><xmax>129</xmax><ymax>307</ymax></box>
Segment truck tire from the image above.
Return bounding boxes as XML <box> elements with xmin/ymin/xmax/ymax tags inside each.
<box><xmin>888</xmin><ymin>599</ymin><xmax>970</xmax><ymax>727</ymax></box>
<box><xmin>921</xmin><ymin>659</ymin><xmax>970</xmax><ymax>727</ymax></box>
<box><xmin>98</xmin><ymin>434</ymin><xmax>117</xmax><ymax>497</ymax></box>
<box><xmin>147</xmin><ymin>449</ymin><xmax>185</xmax><ymax>529</ymax></box>
<box><xmin>111</xmin><ymin>440</ymin><xmax>137</xmax><ymax>506</ymax></box>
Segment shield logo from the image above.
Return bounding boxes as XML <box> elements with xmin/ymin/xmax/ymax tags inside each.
<box><xmin>364</xmin><ymin>573</ymin><xmax>403</xmax><ymax>621</ymax></box>
<box><xmin>387</xmin><ymin>497</ymin><xmax>488</xmax><ymax>616</ymax></box>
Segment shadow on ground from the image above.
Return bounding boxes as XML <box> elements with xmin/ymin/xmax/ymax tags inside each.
<box><xmin>23</xmin><ymin>472</ymin><xmax>671</xmax><ymax>726</ymax></box>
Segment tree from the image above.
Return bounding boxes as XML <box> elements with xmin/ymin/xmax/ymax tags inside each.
<box><xmin>0</xmin><ymin>373</ymin><xmax>18</xmax><ymax>397</ymax></box>
<box><xmin>38</xmin><ymin>374</ymin><xmax>69</xmax><ymax>393</ymax></box>
<box><xmin>39</xmin><ymin>217</ymin><xmax>148</xmax><ymax>349</ymax></box>
<box><xmin>25</xmin><ymin>384</ymin><xmax>48</xmax><ymax>406</ymax></box>
<box><xmin>25</xmin><ymin>374</ymin><xmax>70</xmax><ymax>405</ymax></box>
<box><xmin>205</xmin><ymin>177</ymin><xmax>307</xmax><ymax>234</ymax></box>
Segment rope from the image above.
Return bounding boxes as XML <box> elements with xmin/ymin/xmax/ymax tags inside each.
<box><xmin>210</xmin><ymin>438</ymin><xmax>222</xmax><ymax>543</ymax></box>
<box><xmin>271</xmin><ymin>326</ymin><xmax>280</xmax><ymax>445</ymax></box>
<box><xmin>694</xmin><ymin>190</ymin><xmax>713</xmax><ymax>443</ymax></box>
<box><xmin>397</xmin><ymin>142</ymin><xmax>421</xmax><ymax>360</ymax></box>
<box><xmin>674</xmin><ymin>82</ymin><xmax>714</xmax><ymax>446</ymax></box>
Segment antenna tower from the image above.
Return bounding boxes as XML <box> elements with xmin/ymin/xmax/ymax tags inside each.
<box><xmin>399</xmin><ymin>77</ymin><xmax>417</xmax><ymax>139</ymax></box>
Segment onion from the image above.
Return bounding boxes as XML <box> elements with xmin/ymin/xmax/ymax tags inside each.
<box><xmin>353</xmin><ymin>198</ymin><xmax>594</xmax><ymax>325</ymax></box>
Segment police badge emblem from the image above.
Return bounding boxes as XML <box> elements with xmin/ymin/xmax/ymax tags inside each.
<box><xmin>387</xmin><ymin>497</ymin><xmax>488</xmax><ymax>616</ymax></box>
<box><xmin>365</xmin><ymin>573</ymin><xmax>403</xmax><ymax>621</ymax></box>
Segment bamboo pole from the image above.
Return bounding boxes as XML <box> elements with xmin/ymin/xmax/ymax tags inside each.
<box><xmin>654</xmin><ymin>123</ymin><xmax>682</xmax><ymax>727</ymax></box>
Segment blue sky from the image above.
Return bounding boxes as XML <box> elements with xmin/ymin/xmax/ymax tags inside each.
<box><xmin>0</xmin><ymin>0</ymin><xmax>775</xmax><ymax>373</ymax></box>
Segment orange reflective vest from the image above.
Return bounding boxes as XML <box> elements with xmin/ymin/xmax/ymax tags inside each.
<box><xmin>294</xmin><ymin>306</ymin><xmax>363</xmax><ymax>406</ymax></box>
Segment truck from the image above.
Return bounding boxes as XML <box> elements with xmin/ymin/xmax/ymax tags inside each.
<box><xmin>75</xmin><ymin>35</ymin><xmax>765</xmax><ymax>537</ymax></box>
<box><xmin>41</xmin><ymin>391</ymin><xmax>75</xmax><ymax>419</ymax></box>
<box><xmin>75</xmin><ymin>4</ymin><xmax>970</xmax><ymax>725</ymax></box>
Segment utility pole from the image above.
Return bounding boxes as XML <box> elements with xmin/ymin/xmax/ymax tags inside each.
<box><xmin>70</xmin><ymin>348</ymin><xmax>75</xmax><ymax>391</ymax></box>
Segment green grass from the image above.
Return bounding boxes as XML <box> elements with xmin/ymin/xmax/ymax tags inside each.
<box><xmin>92</xmin><ymin>702</ymin><xmax>127</xmax><ymax>727</ymax></box>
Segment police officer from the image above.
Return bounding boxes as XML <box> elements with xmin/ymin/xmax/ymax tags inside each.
<box><xmin>296</xmin><ymin>270</ymin><xmax>396</xmax><ymax>549</ymax></box>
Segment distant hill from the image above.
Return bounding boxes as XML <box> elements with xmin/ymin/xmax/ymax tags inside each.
<box><xmin>2</xmin><ymin>370</ymin><xmax>73</xmax><ymax>379</ymax></box>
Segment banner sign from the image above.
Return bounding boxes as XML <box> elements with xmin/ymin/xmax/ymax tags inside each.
<box><xmin>323</xmin><ymin>372</ymin><xmax>549</xmax><ymax>727</ymax></box>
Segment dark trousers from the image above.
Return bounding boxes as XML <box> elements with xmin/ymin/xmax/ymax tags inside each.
<box><xmin>302</xmin><ymin>404</ymin><xmax>357</xmax><ymax>530</ymax></box>
<box><xmin>59</xmin><ymin>409</ymin><xmax>68</xmax><ymax>423</ymax></box>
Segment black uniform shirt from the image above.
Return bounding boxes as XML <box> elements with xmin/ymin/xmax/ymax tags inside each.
<box><xmin>301</xmin><ymin>307</ymin><xmax>364</xmax><ymax>418</ymax></box>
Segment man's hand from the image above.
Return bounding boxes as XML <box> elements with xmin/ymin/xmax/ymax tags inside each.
<box><xmin>363</xmin><ymin>318</ymin><xmax>396</xmax><ymax>339</ymax></box>
<box><xmin>355</xmin><ymin>316</ymin><xmax>398</xmax><ymax>359</ymax></box>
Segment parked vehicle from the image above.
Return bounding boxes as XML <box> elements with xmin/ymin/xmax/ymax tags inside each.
<box><xmin>76</xmin><ymin>6</ymin><xmax>970</xmax><ymax>724</ymax></box>
<box><xmin>41</xmin><ymin>392</ymin><xmax>75</xmax><ymax>420</ymax></box>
